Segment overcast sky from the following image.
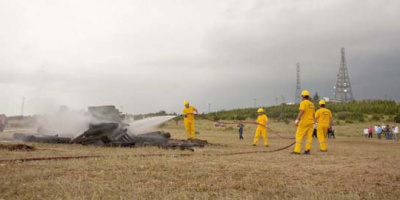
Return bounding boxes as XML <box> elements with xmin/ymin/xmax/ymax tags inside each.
<box><xmin>1</xmin><ymin>0</ymin><xmax>399</xmax><ymax>116</ymax></box>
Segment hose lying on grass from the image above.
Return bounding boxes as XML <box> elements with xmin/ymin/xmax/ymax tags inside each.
<box><xmin>0</xmin><ymin>142</ymin><xmax>295</xmax><ymax>163</ymax></box>
<box><xmin>194</xmin><ymin>113</ymin><xmax>295</xmax><ymax>140</ymax></box>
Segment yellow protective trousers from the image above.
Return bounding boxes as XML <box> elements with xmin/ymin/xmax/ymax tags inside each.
<box><xmin>294</xmin><ymin>123</ymin><xmax>314</xmax><ymax>153</ymax></box>
<box><xmin>317</xmin><ymin>125</ymin><xmax>329</xmax><ymax>151</ymax></box>
<box><xmin>253</xmin><ymin>127</ymin><xmax>268</xmax><ymax>146</ymax></box>
<box><xmin>184</xmin><ymin>121</ymin><xmax>195</xmax><ymax>140</ymax></box>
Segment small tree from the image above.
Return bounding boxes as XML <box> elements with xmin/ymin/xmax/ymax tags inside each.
<box><xmin>313</xmin><ymin>92</ymin><xmax>320</xmax><ymax>101</ymax></box>
<box><xmin>156</xmin><ymin>110</ymin><xmax>167</xmax><ymax>116</ymax></box>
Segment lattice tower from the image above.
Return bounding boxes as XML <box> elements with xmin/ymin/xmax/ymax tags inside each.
<box><xmin>334</xmin><ymin>48</ymin><xmax>354</xmax><ymax>102</ymax></box>
<box><xmin>295</xmin><ymin>63</ymin><xmax>301</xmax><ymax>104</ymax></box>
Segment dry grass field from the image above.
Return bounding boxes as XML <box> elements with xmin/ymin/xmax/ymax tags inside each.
<box><xmin>1</xmin><ymin>120</ymin><xmax>400</xmax><ymax>200</ymax></box>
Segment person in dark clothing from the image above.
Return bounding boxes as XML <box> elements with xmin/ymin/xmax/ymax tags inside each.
<box><xmin>312</xmin><ymin>124</ymin><xmax>317</xmax><ymax>138</ymax></box>
<box><xmin>237</xmin><ymin>123</ymin><xmax>244</xmax><ymax>140</ymax></box>
<box><xmin>328</xmin><ymin>126</ymin><xmax>335</xmax><ymax>138</ymax></box>
<box><xmin>386</xmin><ymin>124</ymin><xmax>391</xmax><ymax>140</ymax></box>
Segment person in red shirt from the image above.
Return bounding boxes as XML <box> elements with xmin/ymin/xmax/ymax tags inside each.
<box><xmin>368</xmin><ymin>126</ymin><xmax>373</xmax><ymax>138</ymax></box>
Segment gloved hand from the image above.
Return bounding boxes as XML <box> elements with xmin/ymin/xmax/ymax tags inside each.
<box><xmin>294</xmin><ymin>120</ymin><xmax>299</xmax><ymax>127</ymax></box>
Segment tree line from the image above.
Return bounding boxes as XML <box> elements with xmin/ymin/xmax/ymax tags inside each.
<box><xmin>203</xmin><ymin>100</ymin><xmax>400</xmax><ymax>124</ymax></box>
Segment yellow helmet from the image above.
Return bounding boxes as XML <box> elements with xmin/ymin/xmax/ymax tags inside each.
<box><xmin>257</xmin><ymin>108</ymin><xmax>264</xmax><ymax>113</ymax></box>
<box><xmin>184</xmin><ymin>100</ymin><xmax>189</xmax><ymax>105</ymax></box>
<box><xmin>301</xmin><ymin>90</ymin><xmax>310</xmax><ymax>96</ymax></box>
<box><xmin>319</xmin><ymin>100</ymin><xmax>326</xmax><ymax>105</ymax></box>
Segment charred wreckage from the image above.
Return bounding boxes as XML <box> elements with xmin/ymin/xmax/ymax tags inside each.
<box><xmin>12</xmin><ymin>106</ymin><xmax>208</xmax><ymax>151</ymax></box>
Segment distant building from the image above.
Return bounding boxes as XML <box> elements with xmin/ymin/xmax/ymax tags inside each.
<box><xmin>322</xmin><ymin>97</ymin><xmax>330</xmax><ymax>102</ymax></box>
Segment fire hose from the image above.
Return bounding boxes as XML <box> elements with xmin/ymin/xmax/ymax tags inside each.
<box><xmin>0</xmin><ymin>141</ymin><xmax>295</xmax><ymax>163</ymax></box>
<box><xmin>193</xmin><ymin>113</ymin><xmax>295</xmax><ymax>139</ymax></box>
<box><xmin>0</xmin><ymin>114</ymin><xmax>297</xmax><ymax>163</ymax></box>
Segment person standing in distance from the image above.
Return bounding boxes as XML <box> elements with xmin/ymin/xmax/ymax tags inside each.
<box><xmin>182</xmin><ymin>100</ymin><xmax>198</xmax><ymax>140</ymax></box>
<box><xmin>314</xmin><ymin>100</ymin><xmax>333</xmax><ymax>152</ymax></box>
<box><xmin>237</xmin><ymin>123</ymin><xmax>245</xmax><ymax>140</ymax></box>
<box><xmin>253</xmin><ymin>108</ymin><xmax>269</xmax><ymax>147</ymax></box>
<box><xmin>293</xmin><ymin>90</ymin><xmax>315</xmax><ymax>154</ymax></box>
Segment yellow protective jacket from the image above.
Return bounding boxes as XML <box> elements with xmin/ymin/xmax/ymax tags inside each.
<box><xmin>183</xmin><ymin>106</ymin><xmax>197</xmax><ymax>122</ymax></box>
<box><xmin>256</xmin><ymin>114</ymin><xmax>268</xmax><ymax>130</ymax></box>
<box><xmin>315</xmin><ymin>107</ymin><xmax>332</xmax><ymax>126</ymax></box>
<box><xmin>299</xmin><ymin>100</ymin><xmax>315</xmax><ymax>125</ymax></box>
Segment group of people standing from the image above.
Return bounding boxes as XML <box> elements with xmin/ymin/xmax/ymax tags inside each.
<box><xmin>292</xmin><ymin>90</ymin><xmax>333</xmax><ymax>154</ymax></box>
<box><xmin>248</xmin><ymin>90</ymin><xmax>333</xmax><ymax>154</ymax></box>
<box><xmin>364</xmin><ymin>124</ymin><xmax>399</xmax><ymax>141</ymax></box>
<box><xmin>183</xmin><ymin>89</ymin><xmax>333</xmax><ymax>155</ymax></box>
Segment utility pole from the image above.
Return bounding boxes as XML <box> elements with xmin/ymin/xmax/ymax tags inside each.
<box><xmin>334</xmin><ymin>48</ymin><xmax>354</xmax><ymax>102</ymax></box>
<box><xmin>20</xmin><ymin>97</ymin><xmax>25</xmax><ymax>117</ymax></box>
<box><xmin>208</xmin><ymin>103</ymin><xmax>211</xmax><ymax>113</ymax></box>
<box><xmin>253</xmin><ymin>98</ymin><xmax>257</xmax><ymax>108</ymax></box>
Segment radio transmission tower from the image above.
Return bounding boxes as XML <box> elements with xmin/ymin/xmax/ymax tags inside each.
<box><xmin>334</xmin><ymin>48</ymin><xmax>354</xmax><ymax>102</ymax></box>
<box><xmin>295</xmin><ymin>63</ymin><xmax>301</xmax><ymax>104</ymax></box>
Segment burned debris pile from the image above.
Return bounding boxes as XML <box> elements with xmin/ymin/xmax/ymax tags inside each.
<box><xmin>72</xmin><ymin>122</ymin><xmax>208</xmax><ymax>151</ymax></box>
<box><xmin>13</xmin><ymin>133</ymin><xmax>72</xmax><ymax>144</ymax></box>
<box><xmin>71</xmin><ymin>123</ymin><xmax>131</xmax><ymax>145</ymax></box>
<box><xmin>13</xmin><ymin>122</ymin><xmax>207</xmax><ymax>151</ymax></box>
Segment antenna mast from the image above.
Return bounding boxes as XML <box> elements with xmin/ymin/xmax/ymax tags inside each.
<box><xmin>334</xmin><ymin>48</ymin><xmax>354</xmax><ymax>102</ymax></box>
<box><xmin>295</xmin><ymin>63</ymin><xmax>301</xmax><ymax>104</ymax></box>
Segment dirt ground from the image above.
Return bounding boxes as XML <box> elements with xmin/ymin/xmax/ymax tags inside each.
<box><xmin>1</xmin><ymin>120</ymin><xmax>399</xmax><ymax>200</ymax></box>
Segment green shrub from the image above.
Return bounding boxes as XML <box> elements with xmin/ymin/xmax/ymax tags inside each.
<box><xmin>336</xmin><ymin>112</ymin><xmax>364</xmax><ymax>122</ymax></box>
<box><xmin>249</xmin><ymin>112</ymin><xmax>257</xmax><ymax>120</ymax></box>
<box><xmin>235</xmin><ymin>115</ymin><xmax>247</xmax><ymax>121</ymax></box>
<box><xmin>395</xmin><ymin>113</ymin><xmax>400</xmax><ymax>123</ymax></box>
<box><xmin>371</xmin><ymin>114</ymin><xmax>381</xmax><ymax>121</ymax></box>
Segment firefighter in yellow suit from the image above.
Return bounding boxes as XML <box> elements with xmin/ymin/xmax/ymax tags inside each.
<box><xmin>293</xmin><ymin>90</ymin><xmax>315</xmax><ymax>154</ymax></box>
<box><xmin>182</xmin><ymin>100</ymin><xmax>198</xmax><ymax>140</ymax></box>
<box><xmin>315</xmin><ymin>100</ymin><xmax>333</xmax><ymax>152</ymax></box>
<box><xmin>253</xmin><ymin>108</ymin><xmax>269</xmax><ymax>147</ymax></box>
